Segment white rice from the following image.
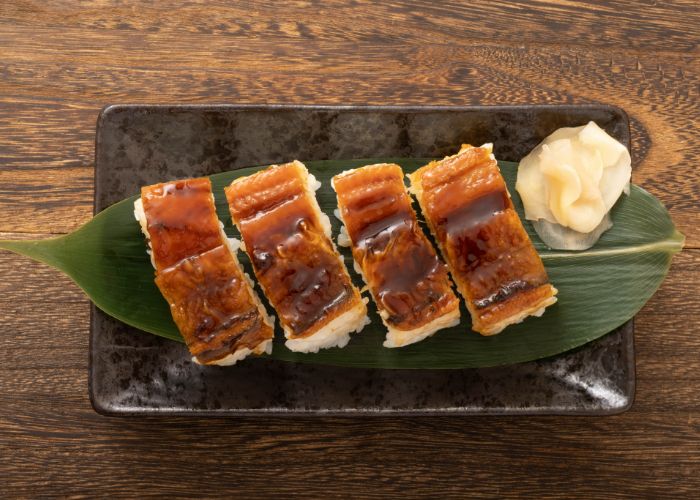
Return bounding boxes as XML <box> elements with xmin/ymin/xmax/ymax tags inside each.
<box><xmin>285</xmin><ymin>301</ymin><xmax>369</xmax><ymax>353</ymax></box>
<box><xmin>205</xmin><ymin>338</ymin><xmax>273</xmax><ymax>366</ymax></box>
<box><xmin>133</xmin><ymin>198</ymin><xmax>156</xmax><ymax>269</ymax></box>
<box><xmin>382</xmin><ymin>309</ymin><xmax>460</xmax><ymax>348</ymax></box>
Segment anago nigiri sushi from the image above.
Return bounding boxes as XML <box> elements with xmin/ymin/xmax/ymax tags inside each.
<box><xmin>225</xmin><ymin>161</ymin><xmax>368</xmax><ymax>353</ymax></box>
<box><xmin>332</xmin><ymin>163</ymin><xmax>460</xmax><ymax>347</ymax></box>
<box><xmin>408</xmin><ymin>145</ymin><xmax>558</xmax><ymax>336</ymax></box>
<box><xmin>134</xmin><ymin>177</ymin><xmax>274</xmax><ymax>365</ymax></box>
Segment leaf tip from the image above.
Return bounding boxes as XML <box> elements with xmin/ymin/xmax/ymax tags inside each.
<box><xmin>678</xmin><ymin>233</ymin><xmax>686</xmax><ymax>250</ymax></box>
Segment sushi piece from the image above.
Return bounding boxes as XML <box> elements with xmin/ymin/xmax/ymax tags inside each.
<box><xmin>332</xmin><ymin>163</ymin><xmax>460</xmax><ymax>348</ymax></box>
<box><xmin>134</xmin><ymin>177</ymin><xmax>274</xmax><ymax>365</ymax></box>
<box><xmin>408</xmin><ymin>145</ymin><xmax>558</xmax><ymax>336</ymax></box>
<box><xmin>225</xmin><ymin>161</ymin><xmax>368</xmax><ymax>353</ymax></box>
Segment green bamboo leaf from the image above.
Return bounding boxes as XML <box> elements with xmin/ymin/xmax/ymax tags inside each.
<box><xmin>0</xmin><ymin>159</ymin><xmax>684</xmax><ymax>369</ymax></box>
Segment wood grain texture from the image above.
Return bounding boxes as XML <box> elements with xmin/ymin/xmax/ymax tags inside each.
<box><xmin>0</xmin><ymin>1</ymin><xmax>698</xmax><ymax>497</ymax></box>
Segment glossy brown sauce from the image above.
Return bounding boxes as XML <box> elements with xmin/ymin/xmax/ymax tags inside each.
<box><xmin>412</xmin><ymin>148</ymin><xmax>551</xmax><ymax>320</ymax></box>
<box><xmin>142</xmin><ymin>177</ymin><xmax>273</xmax><ymax>363</ymax></box>
<box><xmin>334</xmin><ymin>164</ymin><xmax>458</xmax><ymax>330</ymax></box>
<box><xmin>155</xmin><ymin>245</ymin><xmax>273</xmax><ymax>362</ymax></box>
<box><xmin>141</xmin><ymin>178</ymin><xmax>222</xmax><ymax>271</ymax></box>
<box><xmin>442</xmin><ymin>190</ymin><xmax>508</xmax><ymax>237</ymax></box>
<box><xmin>226</xmin><ymin>162</ymin><xmax>359</xmax><ymax>338</ymax></box>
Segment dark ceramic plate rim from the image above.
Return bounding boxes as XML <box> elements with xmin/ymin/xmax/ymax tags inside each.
<box><xmin>89</xmin><ymin>104</ymin><xmax>635</xmax><ymax>417</ymax></box>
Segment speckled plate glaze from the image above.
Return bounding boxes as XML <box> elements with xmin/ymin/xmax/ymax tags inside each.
<box><xmin>90</xmin><ymin>104</ymin><xmax>635</xmax><ymax>416</ymax></box>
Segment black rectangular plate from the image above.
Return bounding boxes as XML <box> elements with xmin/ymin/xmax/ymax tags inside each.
<box><xmin>91</xmin><ymin>104</ymin><xmax>634</xmax><ymax>416</ymax></box>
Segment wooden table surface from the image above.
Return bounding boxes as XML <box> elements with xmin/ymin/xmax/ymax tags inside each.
<box><xmin>1</xmin><ymin>1</ymin><xmax>698</xmax><ymax>497</ymax></box>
